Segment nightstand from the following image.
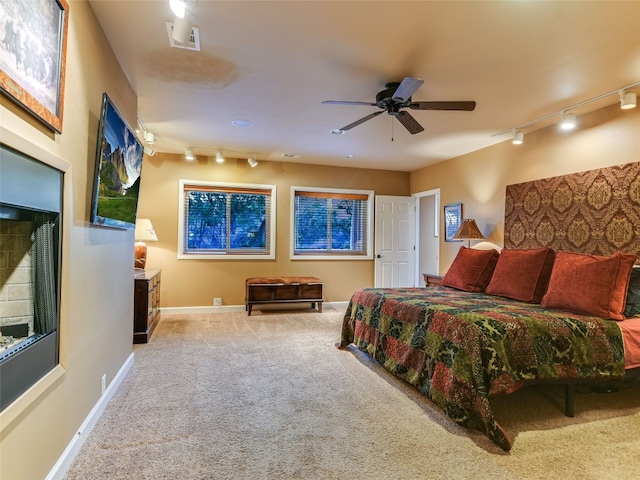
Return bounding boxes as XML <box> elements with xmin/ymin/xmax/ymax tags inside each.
<box><xmin>423</xmin><ymin>273</ymin><xmax>443</xmax><ymax>287</ymax></box>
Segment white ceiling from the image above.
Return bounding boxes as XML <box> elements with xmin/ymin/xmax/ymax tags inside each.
<box><xmin>88</xmin><ymin>0</ymin><xmax>640</xmax><ymax>172</ymax></box>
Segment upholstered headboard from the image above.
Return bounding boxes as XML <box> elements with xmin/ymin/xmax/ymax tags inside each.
<box><xmin>504</xmin><ymin>162</ymin><xmax>640</xmax><ymax>258</ymax></box>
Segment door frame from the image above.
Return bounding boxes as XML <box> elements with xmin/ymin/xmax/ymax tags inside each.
<box><xmin>413</xmin><ymin>188</ymin><xmax>440</xmax><ymax>286</ymax></box>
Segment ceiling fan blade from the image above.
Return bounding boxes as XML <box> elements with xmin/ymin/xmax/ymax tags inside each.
<box><xmin>392</xmin><ymin>77</ymin><xmax>424</xmax><ymax>103</ymax></box>
<box><xmin>409</xmin><ymin>101</ymin><xmax>476</xmax><ymax>111</ymax></box>
<box><xmin>339</xmin><ymin>110</ymin><xmax>385</xmax><ymax>131</ymax></box>
<box><xmin>322</xmin><ymin>100</ymin><xmax>377</xmax><ymax>106</ymax></box>
<box><xmin>396</xmin><ymin>111</ymin><xmax>424</xmax><ymax>134</ymax></box>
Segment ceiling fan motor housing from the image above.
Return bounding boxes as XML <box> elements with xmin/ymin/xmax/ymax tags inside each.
<box><xmin>377</xmin><ymin>83</ymin><xmax>410</xmax><ymax>114</ymax></box>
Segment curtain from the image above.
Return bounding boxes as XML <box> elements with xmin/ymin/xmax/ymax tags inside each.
<box><xmin>31</xmin><ymin>214</ymin><xmax>57</xmax><ymax>335</ymax></box>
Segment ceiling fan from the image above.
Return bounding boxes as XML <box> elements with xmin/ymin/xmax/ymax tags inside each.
<box><xmin>322</xmin><ymin>77</ymin><xmax>476</xmax><ymax>134</ymax></box>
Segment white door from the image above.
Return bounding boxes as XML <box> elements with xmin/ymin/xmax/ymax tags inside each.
<box><xmin>375</xmin><ymin>195</ymin><xmax>416</xmax><ymax>288</ymax></box>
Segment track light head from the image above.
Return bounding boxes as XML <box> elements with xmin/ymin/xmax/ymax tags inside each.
<box><xmin>560</xmin><ymin>112</ymin><xmax>576</xmax><ymax>130</ymax></box>
<box><xmin>216</xmin><ymin>151</ymin><xmax>225</xmax><ymax>163</ymax></box>
<box><xmin>172</xmin><ymin>15</ymin><xmax>192</xmax><ymax>45</ymax></box>
<box><xmin>248</xmin><ymin>156</ymin><xmax>258</xmax><ymax>168</ymax></box>
<box><xmin>512</xmin><ymin>130</ymin><xmax>524</xmax><ymax>145</ymax></box>
<box><xmin>144</xmin><ymin>131</ymin><xmax>155</xmax><ymax>144</ymax></box>
<box><xmin>143</xmin><ymin>146</ymin><xmax>155</xmax><ymax>157</ymax></box>
<box><xmin>620</xmin><ymin>90</ymin><xmax>637</xmax><ymax>110</ymax></box>
<box><xmin>185</xmin><ymin>148</ymin><xmax>194</xmax><ymax>161</ymax></box>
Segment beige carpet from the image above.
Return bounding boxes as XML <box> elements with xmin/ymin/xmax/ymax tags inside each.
<box><xmin>64</xmin><ymin>307</ymin><xmax>640</xmax><ymax>479</ymax></box>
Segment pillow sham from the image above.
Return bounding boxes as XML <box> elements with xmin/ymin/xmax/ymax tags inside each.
<box><xmin>624</xmin><ymin>267</ymin><xmax>640</xmax><ymax>318</ymax></box>
<box><xmin>540</xmin><ymin>251</ymin><xmax>636</xmax><ymax>320</ymax></box>
<box><xmin>485</xmin><ymin>247</ymin><xmax>555</xmax><ymax>303</ymax></box>
<box><xmin>441</xmin><ymin>247</ymin><xmax>499</xmax><ymax>293</ymax></box>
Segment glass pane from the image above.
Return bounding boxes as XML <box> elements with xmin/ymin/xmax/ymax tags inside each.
<box><xmin>295</xmin><ymin>196</ymin><xmax>328</xmax><ymax>250</ymax></box>
<box><xmin>331</xmin><ymin>199</ymin><xmax>358</xmax><ymax>250</ymax></box>
<box><xmin>229</xmin><ymin>194</ymin><xmax>267</xmax><ymax>250</ymax></box>
<box><xmin>186</xmin><ymin>191</ymin><xmax>227</xmax><ymax>250</ymax></box>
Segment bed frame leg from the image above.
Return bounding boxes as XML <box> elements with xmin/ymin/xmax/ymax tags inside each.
<box><xmin>564</xmin><ymin>384</ymin><xmax>575</xmax><ymax>417</ymax></box>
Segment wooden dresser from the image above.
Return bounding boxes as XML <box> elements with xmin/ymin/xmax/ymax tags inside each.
<box><xmin>134</xmin><ymin>269</ymin><xmax>161</xmax><ymax>343</ymax></box>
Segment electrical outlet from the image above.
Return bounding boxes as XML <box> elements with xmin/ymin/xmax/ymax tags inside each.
<box><xmin>213</xmin><ymin>297</ymin><xmax>222</xmax><ymax>306</ymax></box>
<box><xmin>101</xmin><ymin>374</ymin><xmax>106</xmax><ymax>395</ymax></box>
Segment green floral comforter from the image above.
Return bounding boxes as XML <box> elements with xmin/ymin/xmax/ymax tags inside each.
<box><xmin>339</xmin><ymin>287</ymin><xmax>625</xmax><ymax>450</ymax></box>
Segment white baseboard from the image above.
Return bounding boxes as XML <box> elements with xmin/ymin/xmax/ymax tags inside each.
<box><xmin>160</xmin><ymin>301</ymin><xmax>348</xmax><ymax>315</ymax></box>
<box><xmin>46</xmin><ymin>352</ymin><xmax>135</xmax><ymax>480</ymax></box>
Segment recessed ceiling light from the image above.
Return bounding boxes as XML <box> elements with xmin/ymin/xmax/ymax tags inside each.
<box><xmin>231</xmin><ymin>119</ymin><xmax>253</xmax><ymax>127</ymax></box>
<box><xmin>346</xmin><ymin>154</ymin><xmax>355</xmax><ymax>159</ymax></box>
<box><xmin>281</xmin><ymin>153</ymin><xmax>302</xmax><ymax>158</ymax></box>
<box><xmin>330</xmin><ymin>129</ymin><xmax>345</xmax><ymax>135</ymax></box>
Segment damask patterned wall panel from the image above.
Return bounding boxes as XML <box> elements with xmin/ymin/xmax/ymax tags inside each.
<box><xmin>504</xmin><ymin>162</ymin><xmax>640</xmax><ymax>258</ymax></box>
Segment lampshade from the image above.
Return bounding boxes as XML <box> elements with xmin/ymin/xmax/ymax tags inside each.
<box><xmin>134</xmin><ymin>219</ymin><xmax>158</xmax><ymax>270</ymax></box>
<box><xmin>135</xmin><ymin>219</ymin><xmax>158</xmax><ymax>242</ymax></box>
<box><xmin>452</xmin><ymin>219</ymin><xmax>485</xmax><ymax>248</ymax></box>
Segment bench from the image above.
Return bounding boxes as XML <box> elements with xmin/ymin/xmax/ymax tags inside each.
<box><xmin>245</xmin><ymin>277</ymin><xmax>323</xmax><ymax>316</ymax></box>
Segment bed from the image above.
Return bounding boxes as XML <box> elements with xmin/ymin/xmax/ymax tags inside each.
<box><xmin>339</xmin><ymin>281</ymin><xmax>640</xmax><ymax>450</ymax></box>
<box><xmin>338</xmin><ymin>161</ymin><xmax>640</xmax><ymax>450</ymax></box>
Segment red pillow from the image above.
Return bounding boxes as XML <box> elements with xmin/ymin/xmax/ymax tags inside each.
<box><xmin>485</xmin><ymin>248</ymin><xmax>555</xmax><ymax>303</ymax></box>
<box><xmin>541</xmin><ymin>251</ymin><xmax>636</xmax><ymax>320</ymax></box>
<box><xmin>442</xmin><ymin>247</ymin><xmax>499</xmax><ymax>292</ymax></box>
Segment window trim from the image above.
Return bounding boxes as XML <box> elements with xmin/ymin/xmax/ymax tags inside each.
<box><xmin>178</xmin><ymin>179</ymin><xmax>276</xmax><ymax>260</ymax></box>
<box><xmin>290</xmin><ymin>186</ymin><xmax>373</xmax><ymax>260</ymax></box>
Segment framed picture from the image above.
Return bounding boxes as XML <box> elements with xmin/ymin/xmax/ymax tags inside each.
<box><xmin>0</xmin><ymin>0</ymin><xmax>70</xmax><ymax>133</ymax></box>
<box><xmin>444</xmin><ymin>203</ymin><xmax>462</xmax><ymax>242</ymax></box>
<box><xmin>90</xmin><ymin>92</ymin><xmax>144</xmax><ymax>230</ymax></box>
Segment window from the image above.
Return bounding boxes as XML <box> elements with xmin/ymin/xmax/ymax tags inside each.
<box><xmin>291</xmin><ymin>187</ymin><xmax>373</xmax><ymax>260</ymax></box>
<box><xmin>178</xmin><ymin>180</ymin><xmax>276</xmax><ymax>259</ymax></box>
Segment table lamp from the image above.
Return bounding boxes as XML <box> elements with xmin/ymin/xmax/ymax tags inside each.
<box><xmin>452</xmin><ymin>219</ymin><xmax>485</xmax><ymax>248</ymax></box>
<box><xmin>134</xmin><ymin>218</ymin><xmax>158</xmax><ymax>270</ymax></box>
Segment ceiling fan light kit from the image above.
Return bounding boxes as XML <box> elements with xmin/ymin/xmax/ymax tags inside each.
<box><xmin>322</xmin><ymin>76</ymin><xmax>476</xmax><ymax>135</ymax></box>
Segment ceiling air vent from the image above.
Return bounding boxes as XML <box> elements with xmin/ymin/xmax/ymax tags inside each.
<box><xmin>281</xmin><ymin>153</ymin><xmax>302</xmax><ymax>159</ymax></box>
<box><xmin>165</xmin><ymin>22</ymin><xmax>200</xmax><ymax>51</ymax></box>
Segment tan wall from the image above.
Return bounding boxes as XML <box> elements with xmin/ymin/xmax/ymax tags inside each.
<box><xmin>410</xmin><ymin>103</ymin><xmax>640</xmax><ymax>273</ymax></box>
<box><xmin>0</xmin><ymin>1</ymin><xmax>137</xmax><ymax>479</ymax></box>
<box><xmin>138</xmin><ymin>156</ymin><xmax>409</xmax><ymax>306</ymax></box>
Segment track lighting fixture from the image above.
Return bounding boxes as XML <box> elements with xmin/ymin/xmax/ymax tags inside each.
<box><xmin>560</xmin><ymin>112</ymin><xmax>576</xmax><ymax>130</ymax></box>
<box><xmin>216</xmin><ymin>151</ymin><xmax>225</xmax><ymax>163</ymax></box>
<box><xmin>620</xmin><ymin>90</ymin><xmax>637</xmax><ymax>110</ymax></box>
<box><xmin>172</xmin><ymin>15</ymin><xmax>192</xmax><ymax>45</ymax></box>
<box><xmin>494</xmin><ymin>81</ymin><xmax>639</xmax><ymax>143</ymax></box>
<box><xmin>185</xmin><ymin>148</ymin><xmax>194</xmax><ymax>161</ymax></box>
<box><xmin>143</xmin><ymin>146</ymin><xmax>156</xmax><ymax>157</ymax></box>
<box><xmin>144</xmin><ymin>131</ymin><xmax>155</xmax><ymax>144</ymax></box>
<box><xmin>248</xmin><ymin>156</ymin><xmax>258</xmax><ymax>168</ymax></box>
<box><xmin>512</xmin><ymin>130</ymin><xmax>524</xmax><ymax>145</ymax></box>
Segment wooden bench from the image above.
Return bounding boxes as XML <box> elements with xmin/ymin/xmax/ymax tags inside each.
<box><xmin>245</xmin><ymin>277</ymin><xmax>323</xmax><ymax>316</ymax></box>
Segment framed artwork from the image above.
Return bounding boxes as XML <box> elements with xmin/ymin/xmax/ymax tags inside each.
<box><xmin>90</xmin><ymin>92</ymin><xmax>144</xmax><ymax>230</ymax></box>
<box><xmin>444</xmin><ymin>203</ymin><xmax>462</xmax><ymax>242</ymax></box>
<box><xmin>0</xmin><ymin>0</ymin><xmax>70</xmax><ymax>133</ymax></box>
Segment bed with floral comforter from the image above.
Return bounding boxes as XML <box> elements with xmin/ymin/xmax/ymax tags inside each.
<box><xmin>338</xmin><ymin>286</ymin><xmax>626</xmax><ymax>451</ymax></box>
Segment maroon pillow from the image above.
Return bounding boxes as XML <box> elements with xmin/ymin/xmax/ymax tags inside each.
<box><xmin>485</xmin><ymin>248</ymin><xmax>555</xmax><ymax>303</ymax></box>
<box><xmin>541</xmin><ymin>251</ymin><xmax>637</xmax><ymax>320</ymax></box>
<box><xmin>442</xmin><ymin>247</ymin><xmax>499</xmax><ymax>292</ymax></box>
